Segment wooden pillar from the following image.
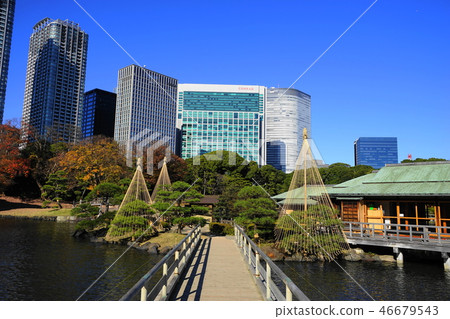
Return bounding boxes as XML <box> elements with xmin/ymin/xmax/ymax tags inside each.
<box><xmin>396</xmin><ymin>203</ymin><xmax>400</xmax><ymax>225</ymax></box>
<box><xmin>415</xmin><ymin>203</ymin><xmax>419</xmax><ymax>229</ymax></box>
<box><xmin>436</xmin><ymin>202</ymin><xmax>441</xmax><ymax>227</ymax></box>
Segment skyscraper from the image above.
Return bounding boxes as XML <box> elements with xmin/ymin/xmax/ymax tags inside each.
<box><xmin>22</xmin><ymin>18</ymin><xmax>88</xmax><ymax>142</ymax></box>
<box><xmin>114</xmin><ymin>65</ymin><xmax>178</xmax><ymax>152</ymax></box>
<box><xmin>176</xmin><ymin>84</ymin><xmax>266</xmax><ymax>165</ymax></box>
<box><xmin>265</xmin><ymin>87</ymin><xmax>311</xmax><ymax>172</ymax></box>
<box><xmin>0</xmin><ymin>0</ymin><xmax>15</xmax><ymax>123</ymax></box>
<box><xmin>354</xmin><ymin>137</ymin><xmax>398</xmax><ymax>169</ymax></box>
<box><xmin>82</xmin><ymin>89</ymin><xmax>116</xmax><ymax>139</ymax></box>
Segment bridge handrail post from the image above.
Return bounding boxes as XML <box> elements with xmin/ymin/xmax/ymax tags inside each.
<box><xmin>383</xmin><ymin>223</ymin><xmax>386</xmax><ymax>238</ymax></box>
<box><xmin>140</xmin><ymin>286</ymin><xmax>147</xmax><ymax>301</ymax></box>
<box><xmin>286</xmin><ymin>284</ymin><xmax>292</xmax><ymax>301</ymax></box>
<box><xmin>266</xmin><ymin>262</ymin><xmax>271</xmax><ymax>300</ymax></box>
<box><xmin>182</xmin><ymin>242</ymin><xmax>186</xmax><ymax>266</ymax></box>
<box><xmin>255</xmin><ymin>251</ymin><xmax>260</xmax><ymax>277</ymax></box>
<box><xmin>244</xmin><ymin>237</ymin><xmax>247</xmax><ymax>257</ymax></box>
<box><xmin>248</xmin><ymin>241</ymin><xmax>252</xmax><ymax>265</ymax></box>
<box><xmin>174</xmin><ymin>250</ymin><xmax>180</xmax><ymax>275</ymax></box>
<box><xmin>349</xmin><ymin>222</ymin><xmax>352</xmax><ymax>237</ymax></box>
<box><xmin>438</xmin><ymin>226</ymin><xmax>442</xmax><ymax>243</ymax></box>
<box><xmin>409</xmin><ymin>226</ymin><xmax>412</xmax><ymax>242</ymax></box>
<box><xmin>360</xmin><ymin>223</ymin><xmax>363</xmax><ymax>238</ymax></box>
<box><xmin>162</xmin><ymin>262</ymin><xmax>168</xmax><ymax>298</ymax></box>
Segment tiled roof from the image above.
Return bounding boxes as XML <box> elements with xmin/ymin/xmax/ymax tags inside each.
<box><xmin>329</xmin><ymin>162</ymin><xmax>450</xmax><ymax>197</ymax></box>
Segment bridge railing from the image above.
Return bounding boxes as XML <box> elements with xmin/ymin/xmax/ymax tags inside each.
<box><xmin>234</xmin><ymin>224</ymin><xmax>310</xmax><ymax>301</ymax></box>
<box><xmin>120</xmin><ymin>225</ymin><xmax>202</xmax><ymax>301</ymax></box>
<box><xmin>343</xmin><ymin>221</ymin><xmax>450</xmax><ymax>245</ymax></box>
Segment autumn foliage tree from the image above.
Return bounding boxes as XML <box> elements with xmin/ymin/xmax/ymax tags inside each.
<box><xmin>53</xmin><ymin>136</ymin><xmax>129</xmax><ymax>193</ymax></box>
<box><xmin>0</xmin><ymin>123</ymin><xmax>30</xmax><ymax>192</ymax></box>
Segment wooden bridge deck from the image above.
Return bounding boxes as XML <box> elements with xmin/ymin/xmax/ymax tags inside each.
<box><xmin>170</xmin><ymin>235</ymin><xmax>263</xmax><ymax>301</ymax></box>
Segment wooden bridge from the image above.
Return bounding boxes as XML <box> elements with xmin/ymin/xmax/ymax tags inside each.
<box><xmin>120</xmin><ymin>225</ymin><xmax>309</xmax><ymax>301</ymax></box>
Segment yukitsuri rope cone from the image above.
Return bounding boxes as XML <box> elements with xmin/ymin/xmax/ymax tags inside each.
<box><xmin>151</xmin><ymin>157</ymin><xmax>172</xmax><ymax>231</ymax></box>
<box><xmin>105</xmin><ymin>158</ymin><xmax>154</xmax><ymax>242</ymax></box>
<box><xmin>151</xmin><ymin>157</ymin><xmax>171</xmax><ymax>202</ymax></box>
<box><xmin>274</xmin><ymin>129</ymin><xmax>349</xmax><ymax>261</ymax></box>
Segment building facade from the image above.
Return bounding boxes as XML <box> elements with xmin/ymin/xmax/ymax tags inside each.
<box><xmin>265</xmin><ymin>87</ymin><xmax>311</xmax><ymax>172</ymax></box>
<box><xmin>354</xmin><ymin>137</ymin><xmax>398</xmax><ymax>169</ymax></box>
<box><xmin>176</xmin><ymin>84</ymin><xmax>266</xmax><ymax>165</ymax></box>
<box><xmin>0</xmin><ymin>0</ymin><xmax>15</xmax><ymax>123</ymax></box>
<box><xmin>82</xmin><ymin>89</ymin><xmax>116</xmax><ymax>139</ymax></box>
<box><xmin>114</xmin><ymin>65</ymin><xmax>177</xmax><ymax>152</ymax></box>
<box><xmin>22</xmin><ymin>18</ymin><xmax>88</xmax><ymax>142</ymax></box>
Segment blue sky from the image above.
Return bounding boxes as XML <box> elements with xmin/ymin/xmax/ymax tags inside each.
<box><xmin>3</xmin><ymin>0</ymin><xmax>450</xmax><ymax>165</ymax></box>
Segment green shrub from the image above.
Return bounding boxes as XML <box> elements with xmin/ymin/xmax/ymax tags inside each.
<box><xmin>42</xmin><ymin>200</ymin><xmax>52</xmax><ymax>208</ymax></box>
<box><xmin>210</xmin><ymin>222</ymin><xmax>234</xmax><ymax>236</ymax></box>
<box><xmin>71</xmin><ymin>203</ymin><xmax>99</xmax><ymax>217</ymax></box>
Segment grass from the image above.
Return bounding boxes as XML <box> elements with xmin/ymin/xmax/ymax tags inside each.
<box><xmin>140</xmin><ymin>232</ymin><xmax>186</xmax><ymax>248</ymax></box>
<box><xmin>0</xmin><ymin>208</ymin><xmax>73</xmax><ymax>217</ymax></box>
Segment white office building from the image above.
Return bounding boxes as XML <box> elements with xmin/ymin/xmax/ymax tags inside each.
<box><xmin>114</xmin><ymin>65</ymin><xmax>178</xmax><ymax>152</ymax></box>
<box><xmin>176</xmin><ymin>84</ymin><xmax>266</xmax><ymax>165</ymax></box>
<box><xmin>265</xmin><ymin>87</ymin><xmax>311</xmax><ymax>172</ymax></box>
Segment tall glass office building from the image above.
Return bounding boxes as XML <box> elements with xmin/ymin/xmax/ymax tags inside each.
<box><xmin>176</xmin><ymin>84</ymin><xmax>266</xmax><ymax>165</ymax></box>
<box><xmin>0</xmin><ymin>0</ymin><xmax>15</xmax><ymax>123</ymax></box>
<box><xmin>354</xmin><ymin>137</ymin><xmax>398</xmax><ymax>169</ymax></box>
<box><xmin>22</xmin><ymin>18</ymin><xmax>88</xmax><ymax>142</ymax></box>
<box><xmin>82</xmin><ymin>89</ymin><xmax>116</xmax><ymax>139</ymax></box>
<box><xmin>266</xmin><ymin>87</ymin><xmax>311</xmax><ymax>172</ymax></box>
<box><xmin>114</xmin><ymin>65</ymin><xmax>177</xmax><ymax>152</ymax></box>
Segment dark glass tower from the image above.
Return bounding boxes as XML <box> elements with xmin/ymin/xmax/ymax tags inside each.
<box><xmin>354</xmin><ymin>137</ymin><xmax>398</xmax><ymax>169</ymax></box>
<box><xmin>0</xmin><ymin>0</ymin><xmax>15</xmax><ymax>123</ymax></box>
<box><xmin>82</xmin><ymin>89</ymin><xmax>116</xmax><ymax>138</ymax></box>
<box><xmin>22</xmin><ymin>18</ymin><xmax>88</xmax><ymax>142</ymax></box>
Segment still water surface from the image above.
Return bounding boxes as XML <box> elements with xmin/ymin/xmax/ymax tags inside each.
<box><xmin>0</xmin><ymin>219</ymin><xmax>162</xmax><ymax>301</ymax></box>
<box><xmin>276</xmin><ymin>257</ymin><xmax>450</xmax><ymax>301</ymax></box>
<box><xmin>1</xmin><ymin>219</ymin><xmax>449</xmax><ymax>301</ymax></box>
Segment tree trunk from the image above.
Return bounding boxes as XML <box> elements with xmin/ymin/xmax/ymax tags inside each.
<box><xmin>35</xmin><ymin>179</ymin><xmax>45</xmax><ymax>200</ymax></box>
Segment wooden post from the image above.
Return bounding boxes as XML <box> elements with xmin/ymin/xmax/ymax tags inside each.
<box><xmin>415</xmin><ymin>203</ymin><xmax>419</xmax><ymax>230</ymax></box>
<box><xmin>174</xmin><ymin>250</ymin><xmax>180</xmax><ymax>275</ymax></box>
<box><xmin>140</xmin><ymin>286</ymin><xmax>147</xmax><ymax>301</ymax></box>
<box><xmin>182</xmin><ymin>242</ymin><xmax>186</xmax><ymax>266</ymax></box>
<box><xmin>266</xmin><ymin>263</ymin><xmax>271</xmax><ymax>300</ymax></box>
<box><xmin>286</xmin><ymin>284</ymin><xmax>292</xmax><ymax>301</ymax></box>
<box><xmin>162</xmin><ymin>262</ymin><xmax>168</xmax><ymax>298</ymax></box>
<box><xmin>396</xmin><ymin>203</ymin><xmax>400</xmax><ymax>225</ymax></box>
<box><xmin>248</xmin><ymin>241</ymin><xmax>251</xmax><ymax>265</ymax></box>
<box><xmin>255</xmin><ymin>252</ymin><xmax>260</xmax><ymax>277</ymax></box>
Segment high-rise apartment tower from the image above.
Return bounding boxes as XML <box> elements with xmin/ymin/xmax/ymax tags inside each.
<box><xmin>0</xmin><ymin>0</ymin><xmax>15</xmax><ymax>123</ymax></box>
<box><xmin>22</xmin><ymin>18</ymin><xmax>88</xmax><ymax>142</ymax></box>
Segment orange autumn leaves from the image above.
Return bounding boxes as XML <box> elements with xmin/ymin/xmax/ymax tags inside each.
<box><xmin>0</xmin><ymin>123</ymin><xmax>30</xmax><ymax>190</ymax></box>
<box><xmin>53</xmin><ymin>136</ymin><xmax>128</xmax><ymax>190</ymax></box>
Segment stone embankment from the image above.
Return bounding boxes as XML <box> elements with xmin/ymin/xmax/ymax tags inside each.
<box><xmin>260</xmin><ymin>245</ymin><xmax>396</xmax><ymax>263</ymax></box>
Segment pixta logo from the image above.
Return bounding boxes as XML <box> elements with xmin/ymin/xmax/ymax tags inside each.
<box><xmin>125</xmin><ymin>129</ymin><xmax>172</xmax><ymax>175</ymax></box>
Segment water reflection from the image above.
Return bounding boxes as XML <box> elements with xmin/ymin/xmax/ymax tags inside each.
<box><xmin>275</xmin><ymin>258</ymin><xmax>450</xmax><ymax>301</ymax></box>
<box><xmin>0</xmin><ymin>219</ymin><xmax>162</xmax><ymax>301</ymax></box>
